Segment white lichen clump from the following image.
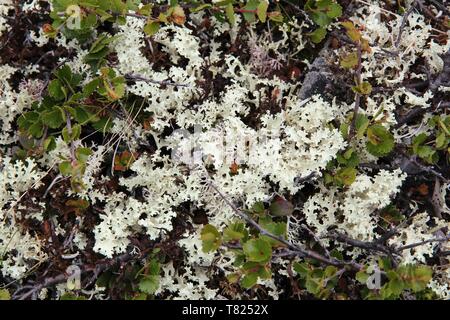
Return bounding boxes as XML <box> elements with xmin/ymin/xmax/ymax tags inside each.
<box><xmin>0</xmin><ymin>0</ymin><xmax>448</xmax><ymax>300</ymax></box>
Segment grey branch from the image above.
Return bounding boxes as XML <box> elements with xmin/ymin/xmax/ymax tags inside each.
<box><xmin>125</xmin><ymin>73</ymin><xmax>191</xmax><ymax>88</ymax></box>
<box><xmin>205</xmin><ymin>179</ymin><xmax>363</xmax><ymax>270</ymax></box>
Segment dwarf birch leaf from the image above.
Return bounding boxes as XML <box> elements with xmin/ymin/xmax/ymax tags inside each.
<box><xmin>243</xmin><ymin>238</ymin><xmax>272</xmax><ymax>262</ymax></box>
<box><xmin>366</xmin><ymin>125</ymin><xmax>394</xmax><ymax>156</ymax></box>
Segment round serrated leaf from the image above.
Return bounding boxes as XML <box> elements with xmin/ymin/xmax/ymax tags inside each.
<box><xmin>311</xmin><ymin>11</ymin><xmax>331</xmax><ymax>27</ymax></box>
<box><xmin>309</xmin><ymin>27</ymin><xmax>327</xmax><ymax>43</ymax></box>
<box><xmin>43</xmin><ymin>136</ymin><xmax>57</xmax><ymax>151</ymax></box>
<box><xmin>241</xmin><ymin>272</ymin><xmax>258</xmax><ymax>289</ymax></box>
<box><xmin>366</xmin><ymin>125</ymin><xmax>394</xmax><ymax>157</ymax></box>
<box><xmin>243</xmin><ymin>238</ymin><xmax>272</xmax><ymax>263</ymax></box>
<box><xmin>335</xmin><ymin>167</ymin><xmax>357</xmax><ymax>186</ymax></box>
<box><xmin>144</xmin><ymin>21</ymin><xmax>160</xmax><ymax>36</ymax></box>
<box><xmin>0</xmin><ymin>289</ymin><xmax>10</xmax><ymax>300</ymax></box>
<box><xmin>48</xmin><ymin>79</ymin><xmax>66</xmax><ymax>101</ymax></box>
<box><xmin>59</xmin><ymin>161</ymin><xmax>73</xmax><ymax>176</ymax></box>
<box><xmin>200</xmin><ymin>224</ymin><xmax>222</xmax><ymax>252</ymax></box>
<box><xmin>257</xmin><ymin>1</ymin><xmax>268</xmax><ymax>23</ymax></box>
<box><xmin>29</xmin><ymin>121</ymin><xmax>44</xmax><ymax>138</ymax></box>
<box><xmin>138</xmin><ymin>275</ymin><xmax>159</xmax><ymax>295</ymax></box>
<box><xmin>42</xmin><ymin>107</ymin><xmax>65</xmax><ymax>129</ymax></box>
<box><xmin>75</xmin><ymin>147</ymin><xmax>92</xmax><ymax>163</ymax></box>
<box><xmin>225</xmin><ymin>3</ymin><xmax>235</xmax><ymax>25</ymax></box>
<box><xmin>340</xmin><ymin>52</ymin><xmax>358</xmax><ymax>69</ymax></box>
<box><xmin>326</xmin><ymin>3</ymin><xmax>342</xmax><ymax>18</ymax></box>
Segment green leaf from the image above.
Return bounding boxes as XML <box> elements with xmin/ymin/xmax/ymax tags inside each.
<box><xmin>42</xmin><ymin>107</ymin><xmax>65</xmax><ymax>129</ymax></box>
<box><xmin>89</xmin><ymin>35</ymin><xmax>107</xmax><ymax>55</ymax></box>
<box><xmin>305</xmin><ymin>277</ymin><xmax>321</xmax><ymax>295</ymax></box>
<box><xmin>324</xmin><ymin>265</ymin><xmax>338</xmax><ymax>278</ymax></box>
<box><xmin>352</xmin><ymin>81</ymin><xmax>372</xmax><ymax>95</ymax></box>
<box><xmin>223</xmin><ymin>222</ymin><xmax>248</xmax><ymax>242</ymax></box>
<box><xmin>29</xmin><ymin>121</ymin><xmax>44</xmax><ymax>138</ymax></box>
<box><xmin>73</xmin><ymin>106</ymin><xmax>94</xmax><ymax>124</ymax></box>
<box><xmin>398</xmin><ymin>264</ymin><xmax>433</xmax><ymax>292</ymax></box>
<box><xmin>326</xmin><ymin>3</ymin><xmax>342</xmax><ymax>18</ymax></box>
<box><xmin>0</xmin><ymin>289</ymin><xmax>10</xmax><ymax>300</ymax></box>
<box><xmin>309</xmin><ymin>27</ymin><xmax>327</xmax><ymax>43</ymax></box>
<box><xmin>55</xmin><ymin>65</ymin><xmax>80</xmax><ymax>88</ymax></box>
<box><xmin>148</xmin><ymin>259</ymin><xmax>160</xmax><ymax>275</ymax></box>
<box><xmin>75</xmin><ymin>147</ymin><xmax>92</xmax><ymax>163</ymax></box>
<box><xmin>257</xmin><ymin>265</ymin><xmax>271</xmax><ymax>279</ymax></box>
<box><xmin>241</xmin><ymin>272</ymin><xmax>258</xmax><ymax>289</ymax></box>
<box><xmin>138</xmin><ymin>275</ymin><xmax>159</xmax><ymax>295</ymax></box>
<box><xmin>200</xmin><ymin>224</ymin><xmax>222</xmax><ymax>252</ymax></box>
<box><xmin>259</xmin><ymin>216</ymin><xmax>286</xmax><ymax>237</ymax></box>
<box><xmin>43</xmin><ymin>136</ymin><xmax>57</xmax><ymax>151</ymax></box>
<box><xmin>378</xmin><ymin>256</ymin><xmax>392</xmax><ymax>271</ymax></box>
<box><xmin>409</xmin><ymin>265</ymin><xmax>432</xmax><ymax>292</ymax></box>
<box><xmin>144</xmin><ymin>21</ymin><xmax>160</xmax><ymax>36</ymax></box>
<box><xmin>257</xmin><ymin>1</ymin><xmax>268</xmax><ymax>23</ymax></box>
<box><xmin>412</xmin><ymin>132</ymin><xmax>428</xmax><ymax>147</ymax></box>
<box><xmin>82</xmin><ymin>78</ymin><xmax>100</xmax><ymax>96</ymax></box>
<box><xmin>340</xmin><ymin>122</ymin><xmax>349</xmax><ymax>139</ymax></box>
<box><xmin>415</xmin><ymin>145</ymin><xmax>436</xmax><ymax>160</ymax></box>
<box><xmin>342</xmin><ymin>148</ymin><xmax>354</xmax><ymax>160</ymax></box>
<box><xmin>89</xmin><ymin>34</ymin><xmax>117</xmax><ymax>54</ymax></box>
<box><xmin>355</xmin><ymin>114</ymin><xmax>370</xmax><ymax>138</ymax></box>
<box><xmin>48</xmin><ymin>79</ymin><xmax>66</xmax><ymax>101</ymax></box>
<box><xmin>227</xmin><ymin>273</ymin><xmax>240</xmax><ymax>284</ymax></box>
<box><xmin>340</xmin><ymin>52</ymin><xmax>358</xmax><ymax>69</ymax></box>
<box><xmin>335</xmin><ymin>167</ymin><xmax>357</xmax><ymax>186</ymax></box>
<box><xmin>311</xmin><ymin>11</ymin><xmax>331</xmax><ymax>27</ymax></box>
<box><xmin>366</xmin><ymin>125</ymin><xmax>394</xmax><ymax>157</ymax></box>
<box><xmin>95</xmin><ymin>8</ymin><xmax>114</xmax><ymax>22</ymax></box>
<box><xmin>59</xmin><ymin>161</ymin><xmax>73</xmax><ymax>176</ymax></box>
<box><xmin>233</xmin><ymin>253</ymin><xmax>246</xmax><ymax>267</ymax></box>
<box><xmin>92</xmin><ymin>117</ymin><xmax>113</xmax><ymax>134</ymax></box>
<box><xmin>60</xmin><ymin>293</ymin><xmax>86</xmax><ymax>300</ymax></box>
<box><xmin>214</xmin><ymin>0</ymin><xmax>235</xmax><ymax>6</ymax></box>
<box><xmin>293</xmin><ymin>262</ymin><xmax>310</xmax><ymax>277</ymax></box>
<box><xmin>242</xmin><ymin>0</ymin><xmax>259</xmax><ymax>22</ymax></box>
<box><xmin>18</xmin><ymin>111</ymin><xmax>40</xmax><ymax>129</ymax></box>
<box><xmin>435</xmin><ymin>131</ymin><xmax>447</xmax><ymax>149</ymax></box>
<box><xmin>340</xmin><ymin>21</ymin><xmax>361</xmax><ymax>42</ymax></box>
<box><xmin>225</xmin><ymin>3</ymin><xmax>235</xmax><ymax>25</ymax></box>
<box><xmin>330</xmin><ymin>249</ymin><xmax>344</xmax><ymax>261</ymax></box>
<box><xmin>62</xmin><ymin>123</ymin><xmax>81</xmax><ymax>143</ymax></box>
<box><xmin>387</xmin><ymin>270</ymin><xmax>404</xmax><ymax>296</ymax></box>
<box><xmin>243</xmin><ymin>238</ymin><xmax>272</xmax><ymax>263</ymax></box>
<box><xmin>380</xmin><ymin>205</ymin><xmax>404</xmax><ymax>224</ymax></box>
<box><xmin>355</xmin><ymin>270</ymin><xmax>370</xmax><ymax>284</ymax></box>
<box><xmin>190</xmin><ymin>3</ymin><xmax>212</xmax><ymax>13</ymax></box>
<box><xmin>112</xmin><ymin>77</ymin><xmax>126</xmax><ymax>98</ymax></box>
<box><xmin>251</xmin><ymin>201</ymin><xmax>265</xmax><ymax>214</ymax></box>
<box><xmin>267</xmin><ymin>11</ymin><xmax>284</xmax><ymax>22</ymax></box>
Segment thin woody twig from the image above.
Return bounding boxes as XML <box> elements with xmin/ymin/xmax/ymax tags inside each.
<box><xmin>348</xmin><ymin>42</ymin><xmax>363</xmax><ymax>140</ymax></box>
<box><xmin>13</xmin><ymin>250</ymin><xmax>144</xmax><ymax>300</ymax></box>
<box><xmin>300</xmin><ymin>224</ymin><xmax>331</xmax><ymax>259</ymax></box>
<box><xmin>395</xmin><ymin>1</ymin><xmax>417</xmax><ymax>48</ymax></box>
<box><xmin>327</xmin><ymin>231</ymin><xmax>396</xmax><ymax>256</ymax></box>
<box><xmin>205</xmin><ymin>179</ymin><xmax>363</xmax><ymax>270</ymax></box>
<box><xmin>125</xmin><ymin>73</ymin><xmax>191</xmax><ymax>88</ymax></box>
<box><xmin>396</xmin><ymin>234</ymin><xmax>450</xmax><ymax>251</ymax></box>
